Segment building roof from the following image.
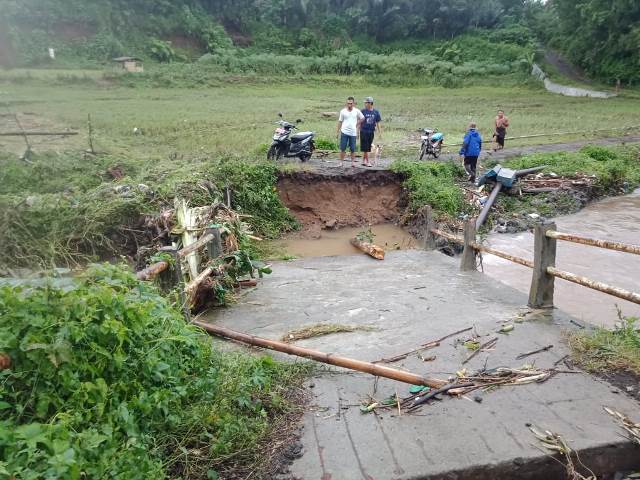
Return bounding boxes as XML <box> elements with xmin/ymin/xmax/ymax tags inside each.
<box><xmin>112</xmin><ymin>56</ymin><xmax>142</xmax><ymax>62</ymax></box>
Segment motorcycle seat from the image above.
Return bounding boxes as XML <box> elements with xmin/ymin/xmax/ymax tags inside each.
<box><xmin>291</xmin><ymin>131</ymin><xmax>313</xmax><ymax>142</ymax></box>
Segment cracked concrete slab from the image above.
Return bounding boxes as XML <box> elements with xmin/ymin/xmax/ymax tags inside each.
<box><xmin>202</xmin><ymin>250</ymin><xmax>640</xmax><ymax>479</ymax></box>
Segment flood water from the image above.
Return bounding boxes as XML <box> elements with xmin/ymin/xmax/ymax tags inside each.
<box><xmin>276</xmin><ymin>224</ymin><xmax>421</xmax><ymax>258</ymax></box>
<box><xmin>482</xmin><ymin>189</ymin><xmax>640</xmax><ymax>327</ymax></box>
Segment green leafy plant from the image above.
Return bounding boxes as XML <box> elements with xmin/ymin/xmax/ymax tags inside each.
<box><xmin>0</xmin><ymin>264</ymin><xmax>310</xmax><ymax>478</ymax></box>
<box><xmin>569</xmin><ymin>313</ymin><xmax>640</xmax><ymax>375</ymax></box>
<box><xmin>355</xmin><ymin>226</ymin><xmax>375</xmax><ymax>243</ymax></box>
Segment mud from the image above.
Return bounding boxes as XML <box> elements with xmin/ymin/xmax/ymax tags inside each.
<box><xmin>276</xmin><ymin>223</ymin><xmax>420</xmax><ymax>258</ymax></box>
<box><xmin>277</xmin><ymin>169</ymin><xmax>405</xmax><ymax>236</ymax></box>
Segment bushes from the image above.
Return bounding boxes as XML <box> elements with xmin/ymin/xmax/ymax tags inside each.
<box><xmin>0</xmin><ymin>264</ymin><xmax>309</xmax><ymax>478</ymax></box>
<box><xmin>0</xmin><ymin>152</ymin><xmax>297</xmax><ymax>269</ymax></box>
<box><xmin>502</xmin><ymin>145</ymin><xmax>640</xmax><ymax>193</ymax></box>
<box><xmin>391</xmin><ymin>160</ymin><xmax>466</xmax><ymax>217</ymax></box>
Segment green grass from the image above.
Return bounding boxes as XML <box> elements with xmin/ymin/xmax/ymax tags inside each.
<box><xmin>0</xmin><ymin>264</ymin><xmax>313</xmax><ymax>479</ymax></box>
<box><xmin>2</xmin><ymin>69</ymin><xmax>640</xmax><ymax>162</ymax></box>
<box><xmin>501</xmin><ymin>144</ymin><xmax>640</xmax><ymax>193</ymax></box>
<box><xmin>569</xmin><ymin>315</ymin><xmax>640</xmax><ymax>375</ymax></box>
<box><xmin>390</xmin><ymin>160</ymin><xmax>467</xmax><ymax>217</ymax></box>
<box><xmin>1</xmin><ymin>69</ymin><xmax>640</xmax><ymax>268</ymax></box>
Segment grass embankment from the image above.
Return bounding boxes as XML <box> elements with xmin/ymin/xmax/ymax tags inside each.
<box><xmin>0</xmin><ymin>264</ymin><xmax>311</xmax><ymax>479</ymax></box>
<box><xmin>569</xmin><ymin>316</ymin><xmax>640</xmax><ymax>377</ymax></box>
<box><xmin>393</xmin><ymin>144</ymin><xmax>640</xmax><ymax>224</ymax></box>
<box><xmin>0</xmin><ymin>154</ymin><xmax>296</xmax><ymax>270</ymax></box>
<box><xmin>495</xmin><ymin>144</ymin><xmax>640</xmax><ymax>219</ymax></box>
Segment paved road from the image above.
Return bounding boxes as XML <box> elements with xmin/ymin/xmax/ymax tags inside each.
<box><xmin>203</xmin><ymin>251</ymin><xmax>640</xmax><ymax>479</ymax></box>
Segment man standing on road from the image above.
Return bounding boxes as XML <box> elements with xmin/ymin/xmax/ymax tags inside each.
<box><xmin>360</xmin><ymin>96</ymin><xmax>382</xmax><ymax>167</ymax></box>
<box><xmin>337</xmin><ymin>96</ymin><xmax>364</xmax><ymax>168</ymax></box>
<box><xmin>493</xmin><ymin>109</ymin><xmax>509</xmax><ymax>151</ymax></box>
<box><xmin>459</xmin><ymin>122</ymin><xmax>482</xmax><ymax>183</ymax></box>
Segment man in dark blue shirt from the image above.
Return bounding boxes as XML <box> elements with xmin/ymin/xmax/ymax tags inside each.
<box><xmin>360</xmin><ymin>96</ymin><xmax>382</xmax><ymax>167</ymax></box>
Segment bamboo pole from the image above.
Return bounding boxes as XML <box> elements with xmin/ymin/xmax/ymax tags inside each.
<box><xmin>546</xmin><ymin>267</ymin><xmax>640</xmax><ymax>305</ymax></box>
<box><xmin>0</xmin><ymin>131</ymin><xmax>79</xmax><ymax>136</ymax></box>
<box><xmin>136</xmin><ymin>261</ymin><xmax>169</xmax><ymax>280</ymax></box>
<box><xmin>430</xmin><ymin>228</ymin><xmax>464</xmax><ymax>245</ymax></box>
<box><xmin>193</xmin><ymin>321</ymin><xmax>447</xmax><ymax>388</ymax></box>
<box><xmin>546</xmin><ymin>231</ymin><xmax>640</xmax><ymax>256</ymax></box>
<box><xmin>472</xmin><ymin>243</ymin><xmax>534</xmax><ymax>268</ymax></box>
<box><xmin>178</xmin><ymin>232</ymin><xmax>214</xmax><ymax>258</ymax></box>
<box><xmin>185</xmin><ymin>265</ymin><xmax>216</xmax><ymax>298</ymax></box>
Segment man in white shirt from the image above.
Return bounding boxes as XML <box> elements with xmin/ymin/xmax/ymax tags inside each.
<box><xmin>337</xmin><ymin>96</ymin><xmax>364</xmax><ymax>168</ymax></box>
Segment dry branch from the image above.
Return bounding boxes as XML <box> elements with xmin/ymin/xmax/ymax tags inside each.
<box><xmin>373</xmin><ymin>326</ymin><xmax>473</xmax><ymax>364</ymax></box>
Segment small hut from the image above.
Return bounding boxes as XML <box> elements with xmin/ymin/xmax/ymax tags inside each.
<box><xmin>112</xmin><ymin>56</ymin><xmax>144</xmax><ymax>73</ymax></box>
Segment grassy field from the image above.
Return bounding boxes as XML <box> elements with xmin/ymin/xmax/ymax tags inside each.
<box><xmin>2</xmin><ymin>68</ymin><xmax>640</xmax><ymax>164</ymax></box>
<box><xmin>1</xmin><ymin>69</ymin><xmax>640</xmax><ymax>268</ymax></box>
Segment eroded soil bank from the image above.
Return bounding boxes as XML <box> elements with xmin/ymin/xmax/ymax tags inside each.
<box><xmin>277</xmin><ymin>169</ymin><xmax>405</xmax><ymax>237</ymax></box>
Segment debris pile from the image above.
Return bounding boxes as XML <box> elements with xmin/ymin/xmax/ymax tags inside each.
<box><xmin>530</xmin><ymin>426</ymin><xmax>596</xmax><ymax>480</ymax></box>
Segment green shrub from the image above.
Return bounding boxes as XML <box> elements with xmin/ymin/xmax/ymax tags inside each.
<box><xmin>391</xmin><ymin>160</ymin><xmax>466</xmax><ymax>216</ymax></box>
<box><xmin>216</xmin><ymin>160</ymin><xmax>298</xmax><ymax>238</ymax></box>
<box><xmin>0</xmin><ymin>264</ymin><xmax>309</xmax><ymax>478</ymax></box>
<box><xmin>502</xmin><ymin>145</ymin><xmax>640</xmax><ymax>193</ymax></box>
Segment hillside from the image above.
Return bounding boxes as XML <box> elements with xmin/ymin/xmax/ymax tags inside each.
<box><xmin>0</xmin><ymin>0</ymin><xmax>534</xmax><ymax>66</ymax></box>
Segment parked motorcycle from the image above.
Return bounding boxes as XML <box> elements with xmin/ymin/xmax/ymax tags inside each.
<box><xmin>417</xmin><ymin>128</ymin><xmax>444</xmax><ymax>160</ymax></box>
<box><xmin>267</xmin><ymin>113</ymin><xmax>315</xmax><ymax>162</ymax></box>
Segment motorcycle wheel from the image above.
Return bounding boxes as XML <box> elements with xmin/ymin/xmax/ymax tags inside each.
<box><xmin>300</xmin><ymin>153</ymin><xmax>311</xmax><ymax>162</ymax></box>
<box><xmin>267</xmin><ymin>145</ymin><xmax>282</xmax><ymax>161</ymax></box>
<box><xmin>418</xmin><ymin>143</ymin><xmax>427</xmax><ymax>161</ymax></box>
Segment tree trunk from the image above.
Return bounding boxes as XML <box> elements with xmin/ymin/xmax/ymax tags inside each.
<box><xmin>350</xmin><ymin>238</ymin><xmax>385</xmax><ymax>260</ymax></box>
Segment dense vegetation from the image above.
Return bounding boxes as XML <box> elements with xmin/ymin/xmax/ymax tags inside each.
<box><xmin>0</xmin><ymin>264</ymin><xmax>310</xmax><ymax>478</ymax></box>
<box><xmin>0</xmin><ymin>151</ymin><xmax>297</xmax><ymax>269</ymax></box>
<box><xmin>2</xmin><ymin>0</ymin><xmax>638</xmax><ymax>83</ymax></box>
<box><xmin>534</xmin><ymin>0</ymin><xmax>640</xmax><ymax>84</ymax></box>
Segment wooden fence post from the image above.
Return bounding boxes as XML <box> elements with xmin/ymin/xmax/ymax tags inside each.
<box><xmin>206</xmin><ymin>226</ymin><xmax>223</xmax><ymax>260</ymax></box>
<box><xmin>158</xmin><ymin>246</ymin><xmax>190</xmax><ymax>320</ymax></box>
<box><xmin>223</xmin><ymin>186</ymin><xmax>232</xmax><ymax>208</ymax></box>
<box><xmin>460</xmin><ymin>218</ymin><xmax>477</xmax><ymax>271</ymax></box>
<box><xmin>424</xmin><ymin>206</ymin><xmax>437</xmax><ymax>250</ymax></box>
<box><xmin>528</xmin><ymin>223</ymin><xmax>557</xmax><ymax>308</ymax></box>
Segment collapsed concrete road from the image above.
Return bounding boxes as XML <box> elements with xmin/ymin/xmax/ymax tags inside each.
<box><xmin>202</xmin><ymin>251</ymin><xmax>639</xmax><ymax>479</ymax></box>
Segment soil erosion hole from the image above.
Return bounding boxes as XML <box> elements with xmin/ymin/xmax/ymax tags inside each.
<box><xmin>277</xmin><ymin>169</ymin><xmax>419</xmax><ymax>257</ymax></box>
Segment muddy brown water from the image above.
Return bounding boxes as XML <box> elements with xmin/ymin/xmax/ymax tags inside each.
<box><xmin>483</xmin><ymin>189</ymin><xmax>640</xmax><ymax>327</ymax></box>
<box><xmin>276</xmin><ymin>224</ymin><xmax>421</xmax><ymax>258</ymax></box>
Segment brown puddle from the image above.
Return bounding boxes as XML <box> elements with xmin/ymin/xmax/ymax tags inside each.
<box><xmin>275</xmin><ymin>224</ymin><xmax>421</xmax><ymax>258</ymax></box>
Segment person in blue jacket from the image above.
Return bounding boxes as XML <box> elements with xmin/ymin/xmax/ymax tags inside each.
<box><xmin>459</xmin><ymin>122</ymin><xmax>482</xmax><ymax>183</ymax></box>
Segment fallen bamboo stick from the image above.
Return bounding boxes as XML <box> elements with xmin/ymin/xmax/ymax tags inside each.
<box><xmin>136</xmin><ymin>261</ymin><xmax>169</xmax><ymax>280</ymax></box>
<box><xmin>350</xmin><ymin>237</ymin><xmax>385</xmax><ymax>260</ymax></box>
<box><xmin>462</xmin><ymin>337</ymin><xmax>498</xmax><ymax>365</ymax></box>
<box><xmin>373</xmin><ymin>326</ymin><xmax>472</xmax><ymax>364</ymax></box>
<box><xmin>192</xmin><ymin>321</ymin><xmax>447</xmax><ymax>388</ymax></box>
<box><xmin>0</xmin><ymin>131</ymin><xmax>79</xmax><ymax>136</ymax></box>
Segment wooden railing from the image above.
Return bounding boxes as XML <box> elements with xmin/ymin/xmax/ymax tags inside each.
<box><xmin>135</xmin><ymin>226</ymin><xmax>224</xmax><ymax>318</ymax></box>
<box><xmin>423</xmin><ymin>206</ymin><xmax>640</xmax><ymax>309</ymax></box>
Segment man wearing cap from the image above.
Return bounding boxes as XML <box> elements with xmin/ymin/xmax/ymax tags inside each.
<box><xmin>360</xmin><ymin>96</ymin><xmax>382</xmax><ymax>167</ymax></box>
